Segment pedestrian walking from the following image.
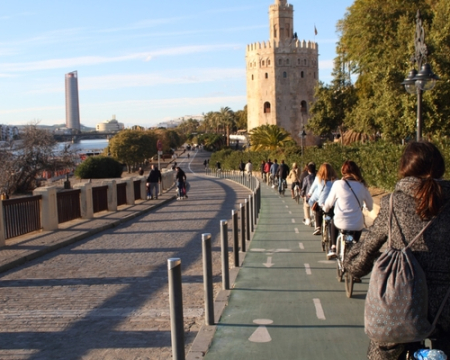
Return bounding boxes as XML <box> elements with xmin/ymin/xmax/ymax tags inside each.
<box><xmin>146</xmin><ymin>165</ymin><xmax>162</xmax><ymax>200</ymax></box>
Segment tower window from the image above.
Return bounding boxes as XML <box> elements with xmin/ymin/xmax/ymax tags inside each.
<box><xmin>304</xmin><ymin>59</ymin><xmax>307</xmax><ymax>65</ymax></box>
<box><xmin>301</xmin><ymin>71</ymin><xmax>304</xmax><ymax>78</ymax></box>
<box><xmin>262</xmin><ymin>60</ymin><xmax>265</xmax><ymax>66</ymax></box>
<box><xmin>274</xmin><ymin>26</ymin><xmax>277</xmax><ymax>38</ymax></box>
<box><xmin>264</xmin><ymin>102</ymin><xmax>271</xmax><ymax>114</ymax></box>
<box><xmin>286</xmin><ymin>59</ymin><xmax>289</xmax><ymax>65</ymax></box>
<box><xmin>268</xmin><ymin>60</ymin><xmax>271</xmax><ymax>66</ymax></box>
<box><xmin>252</xmin><ymin>75</ymin><xmax>254</xmax><ymax>80</ymax></box>
<box><xmin>298</xmin><ymin>59</ymin><xmax>301</xmax><ymax>65</ymax></box>
<box><xmin>279</xmin><ymin>59</ymin><xmax>282</xmax><ymax>65</ymax></box>
<box><xmin>265</xmin><ymin>73</ymin><xmax>268</xmax><ymax>79</ymax></box>
<box><xmin>283</xmin><ymin>71</ymin><xmax>287</xmax><ymax>78</ymax></box>
<box><xmin>301</xmin><ymin>101</ymin><xmax>308</xmax><ymax>114</ymax></box>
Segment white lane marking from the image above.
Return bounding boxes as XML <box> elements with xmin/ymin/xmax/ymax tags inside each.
<box><xmin>299</xmin><ymin>243</ymin><xmax>304</xmax><ymax>250</ymax></box>
<box><xmin>251</xmin><ymin>248</ymin><xmax>266</xmax><ymax>252</ymax></box>
<box><xmin>295</xmin><ymin>228</ymin><xmax>299</xmax><ymax>234</ymax></box>
<box><xmin>291</xmin><ymin>219</ymin><xmax>295</xmax><ymax>223</ymax></box>
<box><xmin>275</xmin><ymin>249</ymin><xmax>291</xmax><ymax>252</ymax></box>
<box><xmin>263</xmin><ymin>256</ymin><xmax>274</xmax><ymax>268</ymax></box>
<box><xmin>313</xmin><ymin>299</ymin><xmax>326</xmax><ymax>320</ymax></box>
<box><xmin>304</xmin><ymin>263</ymin><xmax>312</xmax><ymax>275</ymax></box>
<box><xmin>289</xmin><ymin>211</ymin><xmax>292</xmax><ymax>215</ymax></box>
<box><xmin>249</xmin><ymin>319</ymin><xmax>273</xmax><ymax>343</ymax></box>
<box><xmin>318</xmin><ymin>260</ymin><xmax>335</xmax><ymax>264</ymax></box>
<box><xmin>286</xmin><ymin>205</ymin><xmax>289</xmax><ymax>208</ymax></box>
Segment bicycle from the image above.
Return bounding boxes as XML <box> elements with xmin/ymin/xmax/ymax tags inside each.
<box><xmin>321</xmin><ymin>212</ymin><xmax>332</xmax><ymax>253</ymax></box>
<box><xmin>336</xmin><ymin>230</ymin><xmax>357</xmax><ymax>298</ymax></box>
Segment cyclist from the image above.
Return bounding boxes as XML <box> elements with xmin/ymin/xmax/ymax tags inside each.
<box><xmin>301</xmin><ymin>163</ymin><xmax>316</xmax><ymax>226</ymax></box>
<box><xmin>277</xmin><ymin>160</ymin><xmax>290</xmax><ymax>195</ymax></box>
<box><xmin>270</xmin><ymin>159</ymin><xmax>279</xmax><ymax>188</ymax></box>
<box><xmin>308</xmin><ymin>163</ymin><xmax>338</xmax><ymax>235</ymax></box>
<box><xmin>323</xmin><ymin>160</ymin><xmax>373</xmax><ymax>260</ymax></box>
<box><xmin>345</xmin><ymin>142</ymin><xmax>450</xmax><ymax>359</ymax></box>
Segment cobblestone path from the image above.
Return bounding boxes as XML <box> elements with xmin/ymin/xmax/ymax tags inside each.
<box><xmin>0</xmin><ymin>150</ymin><xmax>251</xmax><ymax>360</ymax></box>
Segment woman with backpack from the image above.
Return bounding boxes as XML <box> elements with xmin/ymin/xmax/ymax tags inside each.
<box><xmin>345</xmin><ymin>142</ymin><xmax>450</xmax><ymax>359</ymax></box>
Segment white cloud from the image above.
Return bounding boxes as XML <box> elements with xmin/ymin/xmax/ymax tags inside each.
<box><xmin>0</xmin><ymin>44</ymin><xmax>239</xmax><ymax>73</ymax></box>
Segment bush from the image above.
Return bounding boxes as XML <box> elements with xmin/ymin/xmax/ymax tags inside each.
<box><xmin>75</xmin><ymin>156</ymin><xmax>124</xmax><ymax>179</ymax></box>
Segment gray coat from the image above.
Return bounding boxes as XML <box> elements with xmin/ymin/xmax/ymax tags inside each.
<box><xmin>345</xmin><ymin>177</ymin><xmax>450</xmax><ymax>359</ymax></box>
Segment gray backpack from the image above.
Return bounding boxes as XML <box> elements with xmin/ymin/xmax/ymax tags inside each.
<box><xmin>365</xmin><ymin>193</ymin><xmax>450</xmax><ymax>343</ymax></box>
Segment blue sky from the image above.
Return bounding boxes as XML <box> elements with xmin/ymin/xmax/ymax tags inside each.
<box><xmin>0</xmin><ymin>0</ymin><xmax>354</xmax><ymax>128</ymax></box>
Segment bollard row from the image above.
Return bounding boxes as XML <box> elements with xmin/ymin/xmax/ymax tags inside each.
<box><xmin>167</xmin><ymin>173</ymin><xmax>262</xmax><ymax>359</ymax></box>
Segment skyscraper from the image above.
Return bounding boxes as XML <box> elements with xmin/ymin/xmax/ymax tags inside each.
<box><xmin>65</xmin><ymin>71</ymin><xmax>81</xmax><ymax>131</ymax></box>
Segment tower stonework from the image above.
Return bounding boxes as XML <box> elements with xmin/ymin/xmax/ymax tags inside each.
<box><xmin>246</xmin><ymin>0</ymin><xmax>318</xmax><ymax>143</ymax></box>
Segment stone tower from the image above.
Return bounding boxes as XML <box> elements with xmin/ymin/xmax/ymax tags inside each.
<box><xmin>246</xmin><ymin>0</ymin><xmax>318</xmax><ymax>143</ymax></box>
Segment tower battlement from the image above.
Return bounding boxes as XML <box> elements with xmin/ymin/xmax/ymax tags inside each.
<box><xmin>246</xmin><ymin>39</ymin><xmax>318</xmax><ymax>55</ymax></box>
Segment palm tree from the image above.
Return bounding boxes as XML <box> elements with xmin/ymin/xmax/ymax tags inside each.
<box><xmin>249</xmin><ymin>124</ymin><xmax>294</xmax><ymax>151</ymax></box>
<box><xmin>216</xmin><ymin>107</ymin><xmax>235</xmax><ymax>147</ymax></box>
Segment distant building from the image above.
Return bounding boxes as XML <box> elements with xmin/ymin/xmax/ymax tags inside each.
<box><xmin>156</xmin><ymin>115</ymin><xmax>204</xmax><ymax>129</ymax></box>
<box><xmin>96</xmin><ymin>115</ymin><xmax>124</xmax><ymax>132</ymax></box>
<box><xmin>0</xmin><ymin>125</ymin><xmax>19</xmax><ymax>140</ymax></box>
<box><xmin>65</xmin><ymin>71</ymin><xmax>81</xmax><ymax>132</ymax></box>
<box><xmin>246</xmin><ymin>0</ymin><xmax>319</xmax><ymax>143</ymax></box>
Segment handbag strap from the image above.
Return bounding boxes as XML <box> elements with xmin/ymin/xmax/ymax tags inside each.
<box><xmin>343</xmin><ymin>179</ymin><xmax>362</xmax><ymax>210</ymax></box>
<box><xmin>388</xmin><ymin>193</ymin><xmax>450</xmax><ymax>328</ymax></box>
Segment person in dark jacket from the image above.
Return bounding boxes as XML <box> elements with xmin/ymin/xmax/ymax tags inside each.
<box><xmin>276</xmin><ymin>160</ymin><xmax>290</xmax><ymax>195</ymax></box>
<box><xmin>146</xmin><ymin>165</ymin><xmax>162</xmax><ymax>200</ymax></box>
<box><xmin>175</xmin><ymin>166</ymin><xmax>187</xmax><ymax>200</ymax></box>
<box><xmin>345</xmin><ymin>142</ymin><xmax>450</xmax><ymax>359</ymax></box>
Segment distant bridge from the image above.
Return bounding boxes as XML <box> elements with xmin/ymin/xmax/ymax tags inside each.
<box><xmin>53</xmin><ymin>132</ymin><xmax>119</xmax><ymax>142</ymax></box>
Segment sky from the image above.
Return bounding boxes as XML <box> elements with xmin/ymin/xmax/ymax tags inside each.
<box><xmin>0</xmin><ymin>0</ymin><xmax>354</xmax><ymax>129</ymax></box>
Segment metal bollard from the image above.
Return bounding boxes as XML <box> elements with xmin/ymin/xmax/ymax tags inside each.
<box><xmin>249</xmin><ymin>194</ymin><xmax>254</xmax><ymax>233</ymax></box>
<box><xmin>232</xmin><ymin>210</ymin><xmax>239</xmax><ymax>267</ymax></box>
<box><xmin>202</xmin><ymin>233</ymin><xmax>214</xmax><ymax>325</ymax></box>
<box><xmin>168</xmin><ymin>258</ymin><xmax>185</xmax><ymax>360</ymax></box>
<box><xmin>240</xmin><ymin>203</ymin><xmax>246</xmax><ymax>252</ymax></box>
<box><xmin>220</xmin><ymin>220</ymin><xmax>230</xmax><ymax>290</ymax></box>
<box><xmin>245</xmin><ymin>198</ymin><xmax>250</xmax><ymax>241</ymax></box>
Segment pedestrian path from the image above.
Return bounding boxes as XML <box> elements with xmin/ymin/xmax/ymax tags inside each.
<box><xmin>202</xmin><ymin>183</ymin><xmax>371</xmax><ymax>360</ymax></box>
<box><xmin>0</xmin><ymin>150</ymin><xmax>253</xmax><ymax>360</ymax></box>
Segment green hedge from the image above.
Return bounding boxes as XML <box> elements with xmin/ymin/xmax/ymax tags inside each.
<box><xmin>75</xmin><ymin>156</ymin><xmax>124</xmax><ymax>179</ymax></box>
<box><xmin>210</xmin><ymin>140</ymin><xmax>450</xmax><ymax>191</ymax></box>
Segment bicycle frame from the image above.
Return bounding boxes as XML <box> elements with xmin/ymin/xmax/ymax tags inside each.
<box><xmin>336</xmin><ymin>231</ymin><xmax>356</xmax><ymax>297</ymax></box>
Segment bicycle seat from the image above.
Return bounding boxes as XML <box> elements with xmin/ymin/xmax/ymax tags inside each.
<box><xmin>340</xmin><ymin>230</ymin><xmax>357</xmax><ymax>235</ymax></box>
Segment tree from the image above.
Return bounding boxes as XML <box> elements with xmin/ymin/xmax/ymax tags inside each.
<box><xmin>108</xmin><ymin>130</ymin><xmax>156</xmax><ymax>172</ymax></box>
<box><xmin>0</xmin><ymin>123</ymin><xmax>75</xmax><ymax>195</ymax></box>
<box><xmin>75</xmin><ymin>156</ymin><xmax>123</xmax><ymax>179</ymax></box>
<box><xmin>331</xmin><ymin>0</ymin><xmax>450</xmax><ymax>140</ymax></box>
<box><xmin>249</xmin><ymin>125</ymin><xmax>294</xmax><ymax>151</ymax></box>
<box><xmin>216</xmin><ymin>107</ymin><xmax>235</xmax><ymax>147</ymax></box>
<box><xmin>234</xmin><ymin>106</ymin><xmax>248</xmax><ymax>131</ymax></box>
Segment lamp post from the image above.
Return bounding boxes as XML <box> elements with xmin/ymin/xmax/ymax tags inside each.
<box><xmin>401</xmin><ymin>10</ymin><xmax>439</xmax><ymax>141</ymax></box>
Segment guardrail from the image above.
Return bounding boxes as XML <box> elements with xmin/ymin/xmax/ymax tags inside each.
<box><xmin>0</xmin><ymin>170</ymin><xmax>176</xmax><ymax>246</ymax></box>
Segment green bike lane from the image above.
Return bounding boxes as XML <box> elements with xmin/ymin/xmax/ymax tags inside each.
<box><xmin>204</xmin><ymin>184</ymin><xmax>370</xmax><ymax>360</ymax></box>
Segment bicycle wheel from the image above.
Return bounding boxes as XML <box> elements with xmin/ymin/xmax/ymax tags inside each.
<box><xmin>322</xmin><ymin>222</ymin><xmax>329</xmax><ymax>253</ymax></box>
<box><xmin>345</xmin><ymin>272</ymin><xmax>354</xmax><ymax>298</ymax></box>
<box><xmin>336</xmin><ymin>237</ymin><xmax>344</xmax><ymax>282</ymax></box>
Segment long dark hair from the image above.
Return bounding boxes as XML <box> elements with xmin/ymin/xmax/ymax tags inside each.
<box><xmin>341</xmin><ymin>160</ymin><xmax>367</xmax><ymax>187</ymax></box>
<box><xmin>399</xmin><ymin>141</ymin><xmax>445</xmax><ymax>219</ymax></box>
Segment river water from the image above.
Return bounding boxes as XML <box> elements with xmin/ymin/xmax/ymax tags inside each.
<box><xmin>54</xmin><ymin>139</ymin><xmax>109</xmax><ymax>154</ymax></box>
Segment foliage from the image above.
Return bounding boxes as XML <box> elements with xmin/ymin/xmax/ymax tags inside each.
<box><xmin>75</xmin><ymin>156</ymin><xmax>123</xmax><ymax>179</ymax></box>
<box><xmin>249</xmin><ymin>124</ymin><xmax>295</xmax><ymax>151</ymax></box>
<box><xmin>311</xmin><ymin>0</ymin><xmax>450</xmax><ymax>141</ymax></box>
<box><xmin>108</xmin><ymin>130</ymin><xmax>156</xmax><ymax>172</ymax></box>
<box><xmin>0</xmin><ymin>124</ymin><xmax>75</xmax><ymax>195</ymax></box>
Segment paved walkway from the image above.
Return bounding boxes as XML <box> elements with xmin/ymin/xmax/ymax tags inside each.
<box><xmin>0</xmin><ymin>150</ymin><xmax>252</xmax><ymax>360</ymax></box>
<box><xmin>201</xmin><ymin>183</ymin><xmax>372</xmax><ymax>360</ymax></box>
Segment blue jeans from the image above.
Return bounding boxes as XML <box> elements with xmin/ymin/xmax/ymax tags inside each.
<box><xmin>148</xmin><ymin>183</ymin><xmax>159</xmax><ymax>198</ymax></box>
<box><xmin>177</xmin><ymin>181</ymin><xmax>185</xmax><ymax>197</ymax></box>
<box><xmin>278</xmin><ymin>178</ymin><xmax>286</xmax><ymax>193</ymax></box>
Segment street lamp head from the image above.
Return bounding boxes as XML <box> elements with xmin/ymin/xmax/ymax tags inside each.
<box><xmin>402</xmin><ymin>69</ymin><xmax>418</xmax><ymax>95</ymax></box>
<box><xmin>414</xmin><ymin>63</ymin><xmax>440</xmax><ymax>91</ymax></box>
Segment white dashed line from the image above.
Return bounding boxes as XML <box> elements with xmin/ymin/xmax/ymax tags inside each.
<box><xmin>304</xmin><ymin>263</ymin><xmax>311</xmax><ymax>275</ymax></box>
<box><xmin>299</xmin><ymin>243</ymin><xmax>304</xmax><ymax>250</ymax></box>
<box><xmin>289</xmin><ymin>211</ymin><xmax>292</xmax><ymax>215</ymax></box>
<box><xmin>313</xmin><ymin>299</ymin><xmax>326</xmax><ymax>320</ymax></box>
<box><xmin>291</xmin><ymin>219</ymin><xmax>295</xmax><ymax>223</ymax></box>
<box><xmin>295</xmin><ymin>228</ymin><xmax>299</xmax><ymax>234</ymax></box>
